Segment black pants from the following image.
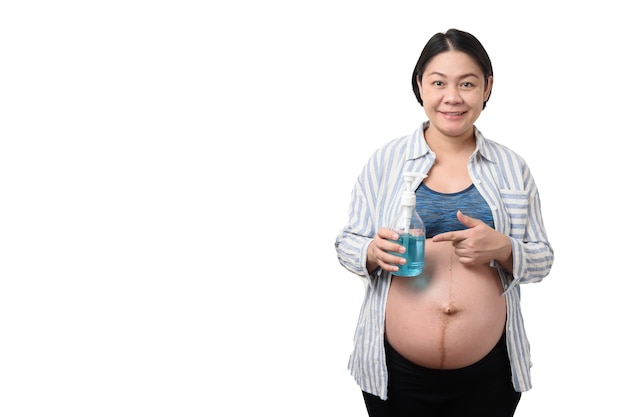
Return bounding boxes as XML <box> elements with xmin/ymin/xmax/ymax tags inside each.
<box><xmin>363</xmin><ymin>335</ymin><xmax>521</xmax><ymax>417</ymax></box>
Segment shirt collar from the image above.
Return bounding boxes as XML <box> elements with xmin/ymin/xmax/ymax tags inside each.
<box><xmin>406</xmin><ymin>121</ymin><xmax>432</xmax><ymax>160</ymax></box>
<box><xmin>473</xmin><ymin>126</ymin><xmax>496</xmax><ymax>163</ymax></box>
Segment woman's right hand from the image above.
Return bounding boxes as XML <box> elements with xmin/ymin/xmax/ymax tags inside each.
<box><xmin>366</xmin><ymin>227</ymin><xmax>406</xmax><ymax>274</ymax></box>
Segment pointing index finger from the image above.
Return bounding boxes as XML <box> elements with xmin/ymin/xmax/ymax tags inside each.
<box><xmin>432</xmin><ymin>231</ymin><xmax>457</xmax><ymax>242</ymax></box>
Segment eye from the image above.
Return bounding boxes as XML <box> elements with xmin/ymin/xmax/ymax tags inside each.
<box><xmin>461</xmin><ymin>82</ymin><xmax>474</xmax><ymax>88</ymax></box>
<box><xmin>433</xmin><ymin>81</ymin><xmax>444</xmax><ymax>87</ymax></box>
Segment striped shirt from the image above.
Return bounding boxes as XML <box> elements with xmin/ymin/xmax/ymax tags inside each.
<box><xmin>335</xmin><ymin>121</ymin><xmax>554</xmax><ymax>400</ymax></box>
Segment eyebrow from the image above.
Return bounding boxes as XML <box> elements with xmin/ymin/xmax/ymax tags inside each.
<box><xmin>426</xmin><ymin>71</ymin><xmax>480</xmax><ymax>79</ymax></box>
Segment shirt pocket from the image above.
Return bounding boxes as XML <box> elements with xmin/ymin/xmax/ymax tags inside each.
<box><xmin>499</xmin><ymin>189</ymin><xmax>530</xmax><ymax>239</ymax></box>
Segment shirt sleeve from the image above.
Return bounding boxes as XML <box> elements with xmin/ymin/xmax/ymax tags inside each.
<box><xmin>504</xmin><ymin>170</ymin><xmax>554</xmax><ymax>292</ymax></box>
<box><xmin>335</xmin><ymin>172</ymin><xmax>378</xmax><ymax>282</ymax></box>
<box><xmin>335</xmin><ymin>149</ymin><xmax>385</xmax><ymax>285</ymax></box>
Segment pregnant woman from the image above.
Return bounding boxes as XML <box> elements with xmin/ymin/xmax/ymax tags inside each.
<box><xmin>335</xmin><ymin>29</ymin><xmax>554</xmax><ymax>417</ymax></box>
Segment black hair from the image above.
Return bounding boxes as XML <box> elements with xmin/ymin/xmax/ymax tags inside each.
<box><xmin>411</xmin><ymin>29</ymin><xmax>493</xmax><ymax>109</ymax></box>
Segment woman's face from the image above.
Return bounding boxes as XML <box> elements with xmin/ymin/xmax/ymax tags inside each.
<box><xmin>417</xmin><ymin>50</ymin><xmax>492</xmax><ymax>140</ymax></box>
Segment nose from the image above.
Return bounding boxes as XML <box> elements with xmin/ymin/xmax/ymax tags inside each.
<box><xmin>443</xmin><ymin>87</ymin><xmax>462</xmax><ymax>104</ymax></box>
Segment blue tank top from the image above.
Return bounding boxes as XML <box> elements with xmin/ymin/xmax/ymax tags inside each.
<box><xmin>415</xmin><ymin>183</ymin><xmax>494</xmax><ymax>238</ymax></box>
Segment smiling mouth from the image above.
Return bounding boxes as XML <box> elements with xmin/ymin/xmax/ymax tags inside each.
<box><xmin>441</xmin><ymin>111</ymin><xmax>466</xmax><ymax>116</ymax></box>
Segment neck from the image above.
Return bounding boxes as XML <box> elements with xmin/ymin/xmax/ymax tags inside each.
<box><xmin>424</xmin><ymin>126</ymin><xmax>476</xmax><ymax>157</ymax></box>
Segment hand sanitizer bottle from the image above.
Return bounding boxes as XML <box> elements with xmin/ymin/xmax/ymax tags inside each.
<box><xmin>389</xmin><ymin>172</ymin><xmax>425</xmax><ymax>277</ymax></box>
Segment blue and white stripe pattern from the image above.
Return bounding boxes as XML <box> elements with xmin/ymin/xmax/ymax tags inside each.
<box><xmin>335</xmin><ymin>121</ymin><xmax>554</xmax><ymax>400</ymax></box>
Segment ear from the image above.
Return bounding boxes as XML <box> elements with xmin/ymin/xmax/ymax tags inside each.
<box><xmin>483</xmin><ymin>75</ymin><xmax>493</xmax><ymax>102</ymax></box>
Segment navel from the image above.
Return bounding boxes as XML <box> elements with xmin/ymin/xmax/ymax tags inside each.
<box><xmin>441</xmin><ymin>302</ymin><xmax>459</xmax><ymax>315</ymax></box>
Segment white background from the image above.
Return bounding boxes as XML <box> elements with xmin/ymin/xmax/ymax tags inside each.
<box><xmin>1</xmin><ymin>1</ymin><xmax>623</xmax><ymax>416</ymax></box>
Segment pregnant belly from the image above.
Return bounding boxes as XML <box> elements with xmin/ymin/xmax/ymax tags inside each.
<box><xmin>385</xmin><ymin>239</ymin><xmax>507</xmax><ymax>369</ymax></box>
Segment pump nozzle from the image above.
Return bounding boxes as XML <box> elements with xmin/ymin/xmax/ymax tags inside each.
<box><xmin>399</xmin><ymin>171</ymin><xmax>427</xmax><ymax>233</ymax></box>
<box><xmin>400</xmin><ymin>172</ymin><xmax>427</xmax><ymax>206</ymax></box>
<box><xmin>402</xmin><ymin>171</ymin><xmax>427</xmax><ymax>191</ymax></box>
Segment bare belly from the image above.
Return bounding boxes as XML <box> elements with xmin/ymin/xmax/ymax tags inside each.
<box><xmin>385</xmin><ymin>239</ymin><xmax>507</xmax><ymax>369</ymax></box>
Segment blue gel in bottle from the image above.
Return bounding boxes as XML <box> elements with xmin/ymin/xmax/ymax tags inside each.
<box><xmin>390</xmin><ymin>233</ymin><xmax>425</xmax><ymax>277</ymax></box>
